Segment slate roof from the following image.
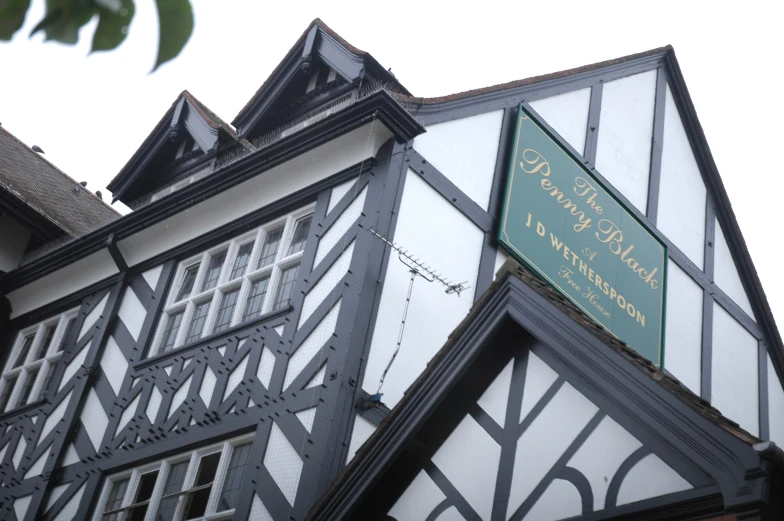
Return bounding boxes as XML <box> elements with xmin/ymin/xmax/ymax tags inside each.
<box><xmin>307</xmin><ymin>259</ymin><xmax>762</xmax><ymax>519</ymax></box>
<box><xmin>391</xmin><ymin>46</ymin><xmax>671</xmax><ymax>106</ymax></box>
<box><xmin>496</xmin><ymin>260</ymin><xmax>759</xmax><ymax>444</ymax></box>
<box><xmin>232</xmin><ymin>18</ymin><xmax>411</xmax><ymax>126</ymax></box>
<box><xmin>182</xmin><ymin>90</ymin><xmax>237</xmax><ymax>139</ymax></box>
<box><xmin>0</xmin><ymin>126</ymin><xmax>120</xmax><ymax>237</ymax></box>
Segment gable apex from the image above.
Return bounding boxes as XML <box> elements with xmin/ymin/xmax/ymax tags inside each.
<box><xmin>306</xmin><ymin>261</ymin><xmax>778</xmax><ymax>521</ymax></box>
<box><xmin>231</xmin><ymin>19</ymin><xmax>410</xmax><ymax>139</ymax></box>
<box><xmin>107</xmin><ymin>90</ymin><xmax>236</xmax><ymax>205</ymax></box>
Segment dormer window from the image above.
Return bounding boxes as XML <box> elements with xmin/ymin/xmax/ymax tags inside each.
<box><xmin>150</xmin><ymin>204</ymin><xmax>315</xmax><ymax>357</ymax></box>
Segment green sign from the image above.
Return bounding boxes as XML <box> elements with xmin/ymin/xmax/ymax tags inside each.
<box><xmin>498</xmin><ymin>105</ymin><xmax>667</xmax><ymax>366</ymax></box>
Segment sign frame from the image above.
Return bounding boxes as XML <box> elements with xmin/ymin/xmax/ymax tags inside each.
<box><xmin>498</xmin><ymin>103</ymin><xmax>668</xmax><ymax>367</ymax></box>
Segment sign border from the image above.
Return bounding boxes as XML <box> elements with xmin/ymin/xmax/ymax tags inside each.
<box><xmin>498</xmin><ymin>104</ymin><xmax>668</xmax><ymax>367</ymax></box>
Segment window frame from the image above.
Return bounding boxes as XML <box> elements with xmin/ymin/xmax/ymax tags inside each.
<box><xmin>92</xmin><ymin>434</ymin><xmax>254</xmax><ymax>521</ymax></box>
<box><xmin>150</xmin><ymin>204</ymin><xmax>314</xmax><ymax>357</ymax></box>
<box><xmin>0</xmin><ymin>308</ymin><xmax>78</xmax><ymax>413</ymax></box>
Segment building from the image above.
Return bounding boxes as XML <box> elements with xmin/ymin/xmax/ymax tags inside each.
<box><xmin>0</xmin><ymin>18</ymin><xmax>782</xmax><ymax>521</ymax></box>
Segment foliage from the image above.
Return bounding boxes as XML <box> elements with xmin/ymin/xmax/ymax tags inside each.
<box><xmin>0</xmin><ymin>0</ymin><xmax>194</xmax><ymax>71</ymax></box>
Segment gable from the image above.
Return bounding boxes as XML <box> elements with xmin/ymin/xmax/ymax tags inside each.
<box><xmin>306</xmin><ymin>265</ymin><xmax>771</xmax><ymax>521</ymax></box>
<box><xmin>389</xmin><ymin>349</ymin><xmax>696</xmax><ymax>521</ymax></box>
<box><xmin>107</xmin><ymin>91</ymin><xmax>236</xmax><ymax>206</ymax></box>
<box><xmin>373</xmin><ymin>47</ymin><xmax>777</xmax><ymax>440</ymax></box>
<box><xmin>232</xmin><ymin>20</ymin><xmax>409</xmax><ymax>140</ymax></box>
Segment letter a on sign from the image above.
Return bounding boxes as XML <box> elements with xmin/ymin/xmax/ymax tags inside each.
<box><xmin>498</xmin><ymin>105</ymin><xmax>667</xmax><ymax>366</ymax></box>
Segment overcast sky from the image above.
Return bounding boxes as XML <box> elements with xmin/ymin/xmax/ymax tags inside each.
<box><xmin>1</xmin><ymin>0</ymin><xmax>781</xmax><ymax>325</ymax></box>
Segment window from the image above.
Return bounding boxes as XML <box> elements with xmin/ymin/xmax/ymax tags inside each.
<box><xmin>94</xmin><ymin>436</ymin><xmax>253</xmax><ymax>521</ymax></box>
<box><xmin>1</xmin><ymin>309</ymin><xmax>77</xmax><ymax>413</ymax></box>
<box><xmin>151</xmin><ymin>206</ymin><xmax>314</xmax><ymax>356</ymax></box>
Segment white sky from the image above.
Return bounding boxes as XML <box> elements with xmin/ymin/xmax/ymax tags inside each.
<box><xmin>0</xmin><ymin>0</ymin><xmax>782</xmax><ymax>325</ymax></box>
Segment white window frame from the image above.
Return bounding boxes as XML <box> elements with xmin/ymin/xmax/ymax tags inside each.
<box><xmin>92</xmin><ymin>434</ymin><xmax>254</xmax><ymax>521</ymax></box>
<box><xmin>150</xmin><ymin>204</ymin><xmax>315</xmax><ymax>357</ymax></box>
<box><xmin>0</xmin><ymin>308</ymin><xmax>78</xmax><ymax>413</ymax></box>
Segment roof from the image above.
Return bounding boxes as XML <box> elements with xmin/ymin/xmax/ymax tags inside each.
<box><xmin>232</xmin><ymin>18</ymin><xmax>410</xmax><ymax>129</ymax></box>
<box><xmin>0</xmin><ymin>126</ymin><xmax>119</xmax><ymax>237</ymax></box>
<box><xmin>181</xmin><ymin>90</ymin><xmax>237</xmax><ymax>139</ymax></box>
<box><xmin>107</xmin><ymin>90</ymin><xmax>237</xmax><ymax>203</ymax></box>
<box><xmin>307</xmin><ymin>258</ymin><xmax>762</xmax><ymax>519</ymax></box>
<box><xmin>496</xmin><ymin>260</ymin><xmax>758</xmax><ymax>443</ymax></box>
<box><xmin>393</xmin><ymin>45</ymin><xmax>672</xmax><ymax>106</ymax></box>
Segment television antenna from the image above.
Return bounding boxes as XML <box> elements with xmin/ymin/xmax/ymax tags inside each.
<box><xmin>366</xmin><ymin>229</ymin><xmax>471</xmax><ymax>401</ymax></box>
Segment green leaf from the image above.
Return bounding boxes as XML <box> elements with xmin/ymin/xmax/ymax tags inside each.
<box><xmin>91</xmin><ymin>0</ymin><xmax>134</xmax><ymax>53</ymax></box>
<box><xmin>0</xmin><ymin>0</ymin><xmax>32</xmax><ymax>41</ymax></box>
<box><xmin>152</xmin><ymin>0</ymin><xmax>192</xmax><ymax>72</ymax></box>
<box><xmin>32</xmin><ymin>0</ymin><xmax>96</xmax><ymax>45</ymax></box>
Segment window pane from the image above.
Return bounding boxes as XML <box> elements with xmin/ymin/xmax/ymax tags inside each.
<box><xmin>219</xmin><ymin>443</ymin><xmax>252</xmax><ymax>511</ymax></box>
<box><xmin>17</xmin><ymin>367</ymin><xmax>39</xmax><ymax>406</ymax></box>
<box><xmin>13</xmin><ymin>334</ymin><xmax>36</xmax><ymax>368</ymax></box>
<box><xmin>257</xmin><ymin>228</ymin><xmax>282</xmax><ymax>269</ymax></box>
<box><xmin>38</xmin><ymin>363</ymin><xmax>56</xmax><ymax>401</ymax></box>
<box><xmin>214</xmin><ymin>290</ymin><xmax>239</xmax><ymax>333</ymax></box>
<box><xmin>34</xmin><ymin>325</ymin><xmax>56</xmax><ymax>360</ymax></box>
<box><xmin>57</xmin><ymin>317</ymin><xmax>76</xmax><ymax>352</ymax></box>
<box><xmin>160</xmin><ymin>311</ymin><xmax>184</xmax><ymax>353</ymax></box>
<box><xmin>201</xmin><ymin>250</ymin><xmax>228</xmax><ymax>292</ymax></box>
<box><xmin>185</xmin><ymin>302</ymin><xmax>211</xmax><ymax>344</ymax></box>
<box><xmin>274</xmin><ymin>265</ymin><xmax>300</xmax><ymax>310</ymax></box>
<box><xmin>195</xmin><ymin>452</ymin><xmax>221</xmax><ymax>486</ymax></box>
<box><xmin>156</xmin><ymin>461</ymin><xmax>189</xmax><ymax>521</ymax></box>
<box><xmin>287</xmin><ymin>216</ymin><xmax>312</xmax><ymax>255</ymax></box>
<box><xmin>230</xmin><ymin>242</ymin><xmax>254</xmax><ymax>280</ymax></box>
<box><xmin>243</xmin><ymin>278</ymin><xmax>269</xmax><ymax>321</ymax></box>
<box><xmin>176</xmin><ymin>264</ymin><xmax>200</xmax><ymax>301</ymax></box>
<box><xmin>128</xmin><ymin>503</ymin><xmax>150</xmax><ymax>521</ymax></box>
<box><xmin>105</xmin><ymin>478</ymin><xmax>129</xmax><ymax>512</ymax></box>
<box><xmin>184</xmin><ymin>452</ymin><xmax>222</xmax><ymax>520</ymax></box>
<box><xmin>136</xmin><ymin>471</ymin><xmax>159</xmax><ymax>502</ymax></box>
<box><xmin>0</xmin><ymin>375</ymin><xmax>18</xmax><ymax>412</ymax></box>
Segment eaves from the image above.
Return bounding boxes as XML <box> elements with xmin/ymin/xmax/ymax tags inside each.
<box><xmin>0</xmin><ymin>90</ymin><xmax>424</xmax><ymax>294</ymax></box>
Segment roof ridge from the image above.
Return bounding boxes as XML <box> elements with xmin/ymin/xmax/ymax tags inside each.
<box><xmin>0</xmin><ymin>126</ymin><xmax>120</xmax><ymax>217</ymax></box>
<box><xmin>182</xmin><ymin>90</ymin><xmax>238</xmax><ymax>137</ymax></box>
<box><xmin>393</xmin><ymin>45</ymin><xmax>673</xmax><ymax>106</ymax></box>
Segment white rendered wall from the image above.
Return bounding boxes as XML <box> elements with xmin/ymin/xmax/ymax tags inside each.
<box><xmin>768</xmin><ymin>354</ymin><xmax>784</xmax><ymax>447</ymax></box>
<box><xmin>711</xmin><ymin>302</ymin><xmax>759</xmax><ymax>435</ymax></box>
<box><xmin>346</xmin><ymin>415</ymin><xmax>376</xmax><ymax>464</ymax></box>
<box><xmin>388</xmin><ymin>470</ymin><xmax>446</xmax><ymax>521</ymax></box>
<box><xmin>118</xmin><ymin>122</ymin><xmax>392</xmax><ymax>267</ymax></box>
<box><xmin>656</xmin><ymin>85</ymin><xmax>707</xmax><ymax>270</ymax></box>
<box><xmin>494</xmin><ymin>247</ymin><xmax>511</xmax><ymax>282</ymax></box>
<box><xmin>363</xmin><ymin>171</ymin><xmax>483</xmax><ymax>407</ymax></box>
<box><xmin>529</xmin><ymin>88</ymin><xmax>591</xmax><ymax>155</ymax></box>
<box><xmin>7</xmin><ymin>249</ymin><xmax>119</xmax><ymax>318</ymax></box>
<box><xmin>413</xmin><ymin>110</ymin><xmax>503</xmax><ymax>211</ymax></box>
<box><xmin>713</xmin><ymin>219</ymin><xmax>755</xmax><ymax>319</ymax></box>
<box><xmin>391</xmin><ymin>351</ymin><xmax>693</xmax><ymax>521</ymax></box>
<box><xmin>0</xmin><ymin>216</ymin><xmax>31</xmax><ymax>273</ymax></box>
<box><xmin>594</xmin><ymin>70</ymin><xmax>657</xmax><ymax>214</ymax></box>
<box><xmin>663</xmin><ymin>260</ymin><xmax>703</xmax><ymax>394</ymax></box>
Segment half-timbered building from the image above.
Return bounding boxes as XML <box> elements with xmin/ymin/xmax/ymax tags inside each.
<box><xmin>0</xmin><ymin>19</ymin><xmax>782</xmax><ymax>521</ymax></box>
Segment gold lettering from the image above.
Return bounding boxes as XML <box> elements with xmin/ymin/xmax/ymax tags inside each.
<box><xmin>520</xmin><ymin>149</ymin><xmax>551</xmax><ymax>176</ymax></box>
<box><xmin>573</xmin><ymin>177</ymin><xmax>603</xmax><ymax>214</ymax></box>
<box><xmin>595</xmin><ymin>219</ymin><xmax>624</xmax><ymax>255</ymax></box>
<box><xmin>550</xmin><ymin>233</ymin><xmax>564</xmax><ymax>251</ymax></box>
